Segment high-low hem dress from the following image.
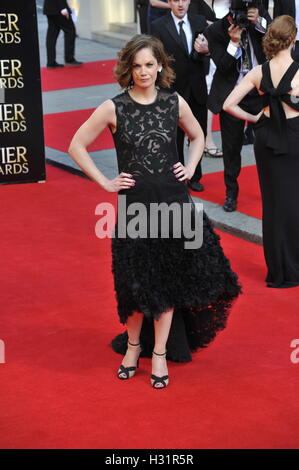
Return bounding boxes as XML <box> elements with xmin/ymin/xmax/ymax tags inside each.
<box><xmin>109</xmin><ymin>89</ymin><xmax>241</xmax><ymax>362</ymax></box>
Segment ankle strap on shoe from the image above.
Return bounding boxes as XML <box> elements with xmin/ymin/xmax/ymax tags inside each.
<box><xmin>128</xmin><ymin>341</ymin><xmax>140</xmax><ymax>347</ymax></box>
<box><xmin>153</xmin><ymin>350</ymin><xmax>167</xmax><ymax>356</ymax></box>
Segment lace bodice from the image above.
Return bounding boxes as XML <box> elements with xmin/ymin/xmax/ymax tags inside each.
<box><xmin>111</xmin><ymin>89</ymin><xmax>179</xmax><ymax>177</ymax></box>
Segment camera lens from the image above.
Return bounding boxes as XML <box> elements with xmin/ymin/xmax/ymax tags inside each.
<box><xmin>235</xmin><ymin>12</ymin><xmax>250</xmax><ymax>28</ymax></box>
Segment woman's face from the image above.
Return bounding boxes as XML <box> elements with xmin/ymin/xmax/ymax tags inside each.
<box><xmin>131</xmin><ymin>47</ymin><xmax>161</xmax><ymax>88</ymax></box>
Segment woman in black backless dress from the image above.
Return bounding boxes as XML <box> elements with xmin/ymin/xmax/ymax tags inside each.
<box><xmin>69</xmin><ymin>35</ymin><xmax>241</xmax><ymax>389</ymax></box>
<box><xmin>224</xmin><ymin>15</ymin><xmax>299</xmax><ymax>288</ymax></box>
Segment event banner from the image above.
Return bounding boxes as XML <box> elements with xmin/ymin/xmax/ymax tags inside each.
<box><xmin>0</xmin><ymin>0</ymin><xmax>46</xmax><ymax>184</ymax></box>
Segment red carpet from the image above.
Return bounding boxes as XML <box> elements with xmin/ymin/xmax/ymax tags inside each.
<box><xmin>41</xmin><ymin>60</ymin><xmax>117</xmax><ymax>91</ymax></box>
<box><xmin>211</xmin><ymin>112</ymin><xmax>220</xmax><ymax>132</ymax></box>
<box><xmin>190</xmin><ymin>165</ymin><xmax>262</xmax><ymax>219</ymax></box>
<box><xmin>44</xmin><ymin>109</ymin><xmax>114</xmax><ymax>152</ymax></box>
<box><xmin>0</xmin><ymin>164</ymin><xmax>298</xmax><ymax>449</ymax></box>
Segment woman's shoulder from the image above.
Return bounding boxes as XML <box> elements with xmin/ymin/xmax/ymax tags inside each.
<box><xmin>110</xmin><ymin>90</ymin><xmax>128</xmax><ymax>104</ymax></box>
<box><xmin>156</xmin><ymin>89</ymin><xmax>180</xmax><ymax>112</ymax></box>
<box><xmin>252</xmin><ymin>64</ymin><xmax>263</xmax><ymax>76</ymax></box>
<box><xmin>158</xmin><ymin>88</ymin><xmax>179</xmax><ymax>102</ymax></box>
<box><xmin>173</xmin><ymin>92</ymin><xmax>188</xmax><ymax>107</ymax></box>
<box><xmin>92</xmin><ymin>98</ymin><xmax>117</xmax><ymax>120</ymax></box>
<box><xmin>244</xmin><ymin>64</ymin><xmax>263</xmax><ymax>86</ymax></box>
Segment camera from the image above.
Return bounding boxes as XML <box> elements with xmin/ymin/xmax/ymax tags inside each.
<box><xmin>230</xmin><ymin>0</ymin><xmax>261</xmax><ymax>29</ymax></box>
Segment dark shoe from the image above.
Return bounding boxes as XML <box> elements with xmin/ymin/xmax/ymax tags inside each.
<box><xmin>117</xmin><ymin>341</ymin><xmax>141</xmax><ymax>380</ymax></box>
<box><xmin>151</xmin><ymin>351</ymin><xmax>169</xmax><ymax>389</ymax></box>
<box><xmin>47</xmin><ymin>63</ymin><xmax>64</xmax><ymax>69</ymax></box>
<box><xmin>223</xmin><ymin>196</ymin><xmax>237</xmax><ymax>212</ymax></box>
<box><xmin>65</xmin><ymin>60</ymin><xmax>83</xmax><ymax>66</ymax></box>
<box><xmin>187</xmin><ymin>181</ymin><xmax>204</xmax><ymax>192</ymax></box>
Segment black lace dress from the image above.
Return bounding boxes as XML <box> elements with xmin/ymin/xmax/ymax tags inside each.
<box><xmin>110</xmin><ymin>89</ymin><xmax>241</xmax><ymax>362</ymax></box>
<box><xmin>254</xmin><ymin>61</ymin><xmax>299</xmax><ymax>288</ymax></box>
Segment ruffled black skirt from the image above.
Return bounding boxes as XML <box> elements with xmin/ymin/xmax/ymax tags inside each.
<box><xmin>111</xmin><ymin>211</ymin><xmax>241</xmax><ymax>362</ymax></box>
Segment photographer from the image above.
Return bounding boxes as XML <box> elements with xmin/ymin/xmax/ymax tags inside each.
<box><xmin>206</xmin><ymin>1</ymin><xmax>271</xmax><ymax>212</ymax></box>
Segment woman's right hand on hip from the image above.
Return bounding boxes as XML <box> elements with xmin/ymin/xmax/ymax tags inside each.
<box><xmin>102</xmin><ymin>172</ymin><xmax>136</xmax><ymax>192</ymax></box>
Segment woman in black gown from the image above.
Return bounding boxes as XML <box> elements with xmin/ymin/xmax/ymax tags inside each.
<box><xmin>69</xmin><ymin>35</ymin><xmax>241</xmax><ymax>389</ymax></box>
<box><xmin>224</xmin><ymin>15</ymin><xmax>299</xmax><ymax>288</ymax></box>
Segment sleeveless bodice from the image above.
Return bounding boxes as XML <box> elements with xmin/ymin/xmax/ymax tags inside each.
<box><xmin>111</xmin><ymin>89</ymin><xmax>179</xmax><ymax>178</ymax></box>
<box><xmin>259</xmin><ymin>61</ymin><xmax>299</xmax><ymax>155</ymax></box>
<box><xmin>110</xmin><ymin>88</ymin><xmax>190</xmax><ymax>216</ymax></box>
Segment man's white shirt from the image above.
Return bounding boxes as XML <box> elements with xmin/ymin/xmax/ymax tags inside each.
<box><xmin>171</xmin><ymin>11</ymin><xmax>193</xmax><ymax>54</ymax></box>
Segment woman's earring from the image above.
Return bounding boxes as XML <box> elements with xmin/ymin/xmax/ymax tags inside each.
<box><xmin>293</xmin><ymin>42</ymin><xmax>296</xmax><ymax>51</ymax></box>
<box><xmin>158</xmin><ymin>67</ymin><xmax>162</xmax><ymax>73</ymax></box>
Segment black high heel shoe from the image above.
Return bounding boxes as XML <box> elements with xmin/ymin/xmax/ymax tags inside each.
<box><xmin>151</xmin><ymin>351</ymin><xmax>169</xmax><ymax>389</ymax></box>
<box><xmin>117</xmin><ymin>341</ymin><xmax>141</xmax><ymax>380</ymax></box>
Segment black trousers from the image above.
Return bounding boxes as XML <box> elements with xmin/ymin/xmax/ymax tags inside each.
<box><xmin>46</xmin><ymin>14</ymin><xmax>76</xmax><ymax>65</ymax></box>
<box><xmin>292</xmin><ymin>41</ymin><xmax>299</xmax><ymax>62</ymax></box>
<box><xmin>137</xmin><ymin>4</ymin><xmax>149</xmax><ymax>34</ymax></box>
<box><xmin>220</xmin><ymin>110</ymin><xmax>245</xmax><ymax>199</ymax></box>
<box><xmin>177</xmin><ymin>91</ymin><xmax>207</xmax><ymax>182</ymax></box>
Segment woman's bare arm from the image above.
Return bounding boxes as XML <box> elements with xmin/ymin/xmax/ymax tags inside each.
<box><xmin>68</xmin><ymin>100</ymin><xmax>135</xmax><ymax>192</ymax></box>
<box><xmin>223</xmin><ymin>65</ymin><xmax>263</xmax><ymax>122</ymax></box>
<box><xmin>174</xmin><ymin>94</ymin><xmax>205</xmax><ymax>181</ymax></box>
<box><xmin>150</xmin><ymin>0</ymin><xmax>171</xmax><ymax>8</ymax></box>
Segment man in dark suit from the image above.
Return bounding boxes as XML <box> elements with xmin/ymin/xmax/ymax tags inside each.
<box><xmin>206</xmin><ymin>2</ymin><xmax>271</xmax><ymax>211</ymax></box>
<box><xmin>151</xmin><ymin>0</ymin><xmax>209</xmax><ymax>192</ymax></box>
<box><xmin>274</xmin><ymin>0</ymin><xmax>299</xmax><ymax>61</ymax></box>
<box><xmin>43</xmin><ymin>0</ymin><xmax>82</xmax><ymax>68</ymax></box>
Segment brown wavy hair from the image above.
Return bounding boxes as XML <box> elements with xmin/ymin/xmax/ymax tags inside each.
<box><xmin>263</xmin><ymin>15</ymin><xmax>297</xmax><ymax>60</ymax></box>
<box><xmin>113</xmin><ymin>34</ymin><xmax>175</xmax><ymax>89</ymax></box>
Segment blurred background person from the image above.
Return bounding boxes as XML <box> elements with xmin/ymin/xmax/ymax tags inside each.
<box><xmin>211</xmin><ymin>0</ymin><xmax>269</xmax><ymax>15</ymax></box>
<box><xmin>151</xmin><ymin>0</ymin><xmax>210</xmax><ymax>192</ymax></box>
<box><xmin>242</xmin><ymin>0</ymin><xmax>273</xmax><ymax>142</ymax></box>
<box><xmin>206</xmin><ymin>1</ymin><xmax>271</xmax><ymax>211</ymax></box>
<box><xmin>212</xmin><ymin>1</ymin><xmax>257</xmax><ymax>145</ymax></box>
<box><xmin>189</xmin><ymin>1</ymin><xmax>224</xmax><ymax>157</ymax></box>
<box><xmin>212</xmin><ymin>0</ymin><xmax>231</xmax><ymax>18</ymax></box>
<box><xmin>43</xmin><ymin>0</ymin><xmax>82</xmax><ymax>68</ymax></box>
<box><xmin>148</xmin><ymin>0</ymin><xmax>171</xmax><ymax>33</ymax></box>
<box><xmin>189</xmin><ymin>0</ymin><xmax>216</xmax><ymax>20</ymax></box>
<box><xmin>136</xmin><ymin>0</ymin><xmax>150</xmax><ymax>34</ymax></box>
<box><xmin>274</xmin><ymin>0</ymin><xmax>299</xmax><ymax>61</ymax></box>
<box><xmin>223</xmin><ymin>15</ymin><xmax>299</xmax><ymax>288</ymax></box>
